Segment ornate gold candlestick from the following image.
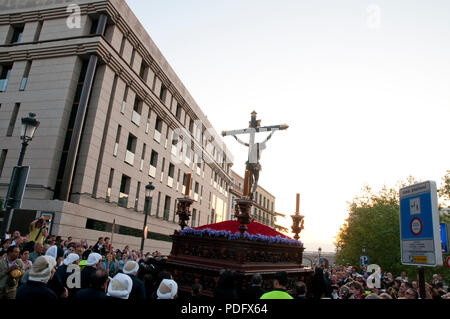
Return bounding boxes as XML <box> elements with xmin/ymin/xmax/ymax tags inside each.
<box><xmin>176</xmin><ymin>173</ymin><xmax>195</xmax><ymax>230</ymax></box>
<box><xmin>291</xmin><ymin>193</ymin><xmax>304</xmax><ymax>240</ymax></box>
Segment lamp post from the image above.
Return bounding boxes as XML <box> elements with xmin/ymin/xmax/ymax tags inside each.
<box><xmin>0</xmin><ymin>113</ymin><xmax>39</xmax><ymax>239</ymax></box>
<box><xmin>140</xmin><ymin>182</ymin><xmax>155</xmax><ymax>254</ymax></box>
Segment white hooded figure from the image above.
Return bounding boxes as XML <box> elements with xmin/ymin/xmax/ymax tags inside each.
<box><xmin>107</xmin><ymin>273</ymin><xmax>133</xmax><ymax>299</ymax></box>
<box><xmin>63</xmin><ymin>253</ymin><xmax>79</xmax><ymax>266</ymax></box>
<box><xmin>28</xmin><ymin>256</ymin><xmax>57</xmax><ymax>284</ymax></box>
<box><xmin>45</xmin><ymin>245</ymin><xmax>58</xmax><ymax>260</ymax></box>
<box><xmin>157</xmin><ymin>279</ymin><xmax>178</xmax><ymax>299</ymax></box>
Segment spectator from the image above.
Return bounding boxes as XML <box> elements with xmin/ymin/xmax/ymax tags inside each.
<box><xmin>56</xmin><ymin>253</ymin><xmax>79</xmax><ymax>297</ymax></box>
<box><xmin>191</xmin><ymin>283</ymin><xmax>204</xmax><ymax>300</ymax></box>
<box><xmin>16</xmin><ymin>256</ymin><xmax>56</xmax><ymax>300</ymax></box>
<box><xmin>10</xmin><ymin>232</ymin><xmax>21</xmax><ymax>247</ymax></box>
<box><xmin>80</xmin><ymin>252</ymin><xmax>103</xmax><ymax>289</ymax></box>
<box><xmin>349</xmin><ymin>281</ymin><xmax>364</xmax><ymax>299</ymax></box>
<box><xmin>213</xmin><ymin>270</ymin><xmax>239</xmax><ymax>299</ymax></box>
<box><xmin>396</xmin><ymin>271</ymin><xmax>408</xmax><ymax>283</ymax></box>
<box><xmin>118</xmin><ymin>251</ymin><xmax>129</xmax><ymax>272</ymax></box>
<box><xmin>101</xmin><ymin>237</ymin><xmax>110</xmax><ymax>255</ymax></box>
<box><xmin>78</xmin><ymin>249</ymin><xmax>91</xmax><ymax>271</ymax></box>
<box><xmin>311</xmin><ymin>266</ymin><xmax>326</xmax><ymax>299</ymax></box>
<box><xmin>379</xmin><ymin>292</ymin><xmax>392</xmax><ymax>299</ymax></box>
<box><xmin>92</xmin><ymin>237</ymin><xmax>104</xmax><ymax>254</ymax></box>
<box><xmin>157</xmin><ymin>278</ymin><xmax>178</xmax><ymax>299</ymax></box>
<box><xmin>105</xmin><ymin>250</ymin><xmax>119</xmax><ymax>275</ymax></box>
<box><xmin>292</xmin><ymin>281</ymin><xmax>308</xmax><ymax>299</ymax></box>
<box><xmin>107</xmin><ymin>273</ymin><xmax>133</xmax><ymax>299</ymax></box>
<box><xmin>123</xmin><ymin>260</ymin><xmax>146</xmax><ymax>300</ymax></box>
<box><xmin>260</xmin><ymin>271</ymin><xmax>293</xmax><ymax>299</ymax></box>
<box><xmin>29</xmin><ymin>242</ymin><xmax>43</xmax><ymax>263</ymax></box>
<box><xmin>242</xmin><ymin>274</ymin><xmax>266</xmax><ymax>299</ymax></box>
<box><xmin>20</xmin><ymin>249</ymin><xmax>32</xmax><ymax>272</ymax></box>
<box><xmin>28</xmin><ymin>218</ymin><xmax>48</xmax><ymax>245</ymax></box>
<box><xmin>405</xmin><ymin>288</ymin><xmax>418</xmax><ymax>299</ymax></box>
<box><xmin>0</xmin><ymin>245</ymin><xmax>24</xmax><ymax>299</ymax></box>
<box><xmin>339</xmin><ymin>286</ymin><xmax>351</xmax><ymax>299</ymax></box>
<box><xmin>75</xmin><ymin>269</ymin><xmax>111</xmax><ymax>300</ymax></box>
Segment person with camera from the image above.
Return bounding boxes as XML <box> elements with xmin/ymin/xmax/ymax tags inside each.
<box><xmin>0</xmin><ymin>245</ymin><xmax>24</xmax><ymax>299</ymax></box>
<box><xmin>28</xmin><ymin>218</ymin><xmax>48</xmax><ymax>246</ymax></box>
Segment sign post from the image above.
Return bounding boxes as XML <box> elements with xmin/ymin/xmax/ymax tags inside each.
<box><xmin>399</xmin><ymin>181</ymin><xmax>442</xmax><ymax>267</ymax></box>
<box><xmin>400</xmin><ymin>181</ymin><xmax>442</xmax><ymax>299</ymax></box>
<box><xmin>360</xmin><ymin>255</ymin><xmax>369</xmax><ymax>266</ymax></box>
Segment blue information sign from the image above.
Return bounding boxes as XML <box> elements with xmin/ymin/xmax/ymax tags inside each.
<box><xmin>399</xmin><ymin>181</ymin><xmax>442</xmax><ymax>267</ymax></box>
<box><xmin>441</xmin><ymin>223</ymin><xmax>448</xmax><ymax>254</ymax></box>
<box><xmin>360</xmin><ymin>255</ymin><xmax>369</xmax><ymax>266</ymax></box>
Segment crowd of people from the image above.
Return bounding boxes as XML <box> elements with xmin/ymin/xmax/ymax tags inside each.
<box><xmin>1</xmin><ymin>217</ymin><xmax>449</xmax><ymax>300</ymax></box>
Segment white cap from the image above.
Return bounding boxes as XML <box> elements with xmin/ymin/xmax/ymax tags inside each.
<box><xmin>157</xmin><ymin>279</ymin><xmax>178</xmax><ymax>299</ymax></box>
<box><xmin>107</xmin><ymin>273</ymin><xmax>133</xmax><ymax>299</ymax></box>
<box><xmin>86</xmin><ymin>252</ymin><xmax>102</xmax><ymax>266</ymax></box>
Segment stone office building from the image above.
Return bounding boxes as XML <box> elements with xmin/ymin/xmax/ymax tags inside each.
<box><xmin>0</xmin><ymin>0</ymin><xmax>233</xmax><ymax>254</ymax></box>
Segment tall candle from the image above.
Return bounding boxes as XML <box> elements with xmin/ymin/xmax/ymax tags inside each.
<box><xmin>296</xmin><ymin>193</ymin><xmax>300</xmax><ymax>213</ymax></box>
<box><xmin>185</xmin><ymin>173</ymin><xmax>191</xmax><ymax>196</ymax></box>
<box><xmin>243</xmin><ymin>169</ymin><xmax>250</xmax><ymax>197</ymax></box>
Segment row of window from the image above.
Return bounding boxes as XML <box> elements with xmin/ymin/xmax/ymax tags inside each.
<box><xmin>0</xmin><ymin>62</ymin><xmax>31</xmax><ymax>93</ymax></box>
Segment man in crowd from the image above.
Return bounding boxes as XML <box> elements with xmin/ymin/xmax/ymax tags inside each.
<box><xmin>75</xmin><ymin>269</ymin><xmax>111</xmax><ymax>299</ymax></box>
<box><xmin>260</xmin><ymin>271</ymin><xmax>293</xmax><ymax>299</ymax></box>
<box><xmin>242</xmin><ymin>273</ymin><xmax>266</xmax><ymax>299</ymax></box>
<box><xmin>28</xmin><ymin>218</ymin><xmax>48</xmax><ymax>245</ymax></box>
<box><xmin>16</xmin><ymin>256</ymin><xmax>57</xmax><ymax>299</ymax></box>
<box><xmin>81</xmin><ymin>252</ymin><xmax>103</xmax><ymax>289</ymax></box>
<box><xmin>0</xmin><ymin>245</ymin><xmax>24</xmax><ymax>299</ymax></box>
<box><xmin>123</xmin><ymin>260</ymin><xmax>146</xmax><ymax>300</ymax></box>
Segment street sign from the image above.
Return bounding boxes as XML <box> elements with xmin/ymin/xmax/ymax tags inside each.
<box><xmin>440</xmin><ymin>223</ymin><xmax>448</xmax><ymax>254</ymax></box>
<box><xmin>399</xmin><ymin>181</ymin><xmax>443</xmax><ymax>267</ymax></box>
<box><xmin>360</xmin><ymin>255</ymin><xmax>369</xmax><ymax>266</ymax></box>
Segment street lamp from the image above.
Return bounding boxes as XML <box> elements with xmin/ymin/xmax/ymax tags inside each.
<box><xmin>18</xmin><ymin>113</ymin><xmax>40</xmax><ymax>166</ymax></box>
<box><xmin>140</xmin><ymin>182</ymin><xmax>155</xmax><ymax>253</ymax></box>
<box><xmin>0</xmin><ymin>113</ymin><xmax>39</xmax><ymax>239</ymax></box>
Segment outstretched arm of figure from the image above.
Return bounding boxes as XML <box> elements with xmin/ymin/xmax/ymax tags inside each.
<box><xmin>233</xmin><ymin>135</ymin><xmax>249</xmax><ymax>147</ymax></box>
<box><xmin>259</xmin><ymin>132</ymin><xmax>275</xmax><ymax>148</ymax></box>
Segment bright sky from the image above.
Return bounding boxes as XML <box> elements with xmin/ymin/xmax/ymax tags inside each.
<box><xmin>126</xmin><ymin>0</ymin><xmax>450</xmax><ymax>252</ymax></box>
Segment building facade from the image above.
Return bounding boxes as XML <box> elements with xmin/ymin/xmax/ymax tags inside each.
<box><xmin>228</xmin><ymin>170</ymin><xmax>277</xmax><ymax>228</ymax></box>
<box><xmin>0</xmin><ymin>0</ymin><xmax>233</xmax><ymax>254</ymax></box>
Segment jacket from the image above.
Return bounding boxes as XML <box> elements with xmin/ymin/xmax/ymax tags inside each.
<box><xmin>16</xmin><ymin>280</ymin><xmax>57</xmax><ymax>300</ymax></box>
<box><xmin>0</xmin><ymin>258</ymin><xmax>24</xmax><ymax>294</ymax></box>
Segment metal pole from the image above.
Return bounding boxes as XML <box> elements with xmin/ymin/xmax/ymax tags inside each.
<box><xmin>418</xmin><ymin>266</ymin><xmax>426</xmax><ymax>299</ymax></box>
<box><xmin>0</xmin><ymin>142</ymin><xmax>29</xmax><ymax>239</ymax></box>
<box><xmin>140</xmin><ymin>196</ymin><xmax>152</xmax><ymax>253</ymax></box>
<box><xmin>17</xmin><ymin>141</ymin><xmax>28</xmax><ymax>167</ymax></box>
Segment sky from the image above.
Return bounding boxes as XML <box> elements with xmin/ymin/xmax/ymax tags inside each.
<box><xmin>126</xmin><ymin>0</ymin><xmax>450</xmax><ymax>252</ymax></box>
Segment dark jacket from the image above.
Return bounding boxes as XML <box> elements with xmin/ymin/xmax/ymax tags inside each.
<box><xmin>128</xmin><ymin>274</ymin><xmax>146</xmax><ymax>300</ymax></box>
<box><xmin>75</xmin><ymin>287</ymin><xmax>112</xmax><ymax>300</ymax></box>
<box><xmin>241</xmin><ymin>285</ymin><xmax>266</xmax><ymax>299</ymax></box>
<box><xmin>16</xmin><ymin>280</ymin><xmax>57</xmax><ymax>300</ymax></box>
<box><xmin>48</xmin><ymin>271</ymin><xmax>66</xmax><ymax>298</ymax></box>
<box><xmin>81</xmin><ymin>266</ymin><xmax>97</xmax><ymax>289</ymax></box>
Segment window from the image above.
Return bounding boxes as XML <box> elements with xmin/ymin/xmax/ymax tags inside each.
<box><xmin>89</xmin><ymin>17</ymin><xmax>100</xmax><ymax>35</ymax></box>
<box><xmin>125</xmin><ymin>133</ymin><xmax>137</xmax><ymax>165</ymax></box>
<box><xmin>154</xmin><ymin>116</ymin><xmax>163</xmax><ymax>143</ymax></box>
<box><xmin>9</xmin><ymin>25</ymin><xmax>24</xmax><ymax>44</ymax></box>
<box><xmin>7</xmin><ymin>103</ymin><xmax>20</xmax><ymax>136</ymax></box>
<box><xmin>113</xmin><ymin>125</ymin><xmax>121</xmax><ymax>156</ymax></box>
<box><xmin>106</xmin><ymin>168</ymin><xmax>114</xmax><ymax>202</ymax></box>
<box><xmin>139</xmin><ymin>60</ymin><xmax>149</xmax><ymax>81</ymax></box>
<box><xmin>191</xmin><ymin>208</ymin><xmax>197</xmax><ymax>227</ymax></box>
<box><xmin>132</xmin><ymin>96</ymin><xmax>142</xmax><ymax>126</ymax></box>
<box><xmin>121</xmin><ymin>86</ymin><xmax>129</xmax><ymax>114</ymax></box>
<box><xmin>160</xmin><ymin>157</ymin><xmax>165</xmax><ymax>183</ymax></box>
<box><xmin>33</xmin><ymin>21</ymin><xmax>43</xmax><ymax>42</ymax></box>
<box><xmin>20</xmin><ymin>61</ymin><xmax>32</xmax><ymax>91</ymax></box>
<box><xmin>176</xmin><ymin>103</ymin><xmax>182</xmax><ymax>120</ymax></box>
<box><xmin>0</xmin><ymin>64</ymin><xmax>13</xmax><ymax>92</ymax></box>
<box><xmin>163</xmin><ymin>196</ymin><xmax>171</xmax><ymax>221</ymax></box>
<box><xmin>0</xmin><ymin>149</ymin><xmax>7</xmax><ymax>177</ymax></box>
<box><xmin>168</xmin><ymin>163</ymin><xmax>175</xmax><ymax>188</ymax></box>
<box><xmin>119</xmin><ymin>174</ymin><xmax>131</xmax><ymax>208</ymax></box>
<box><xmin>135</xmin><ymin>181</ymin><xmax>141</xmax><ymax>211</ymax></box>
<box><xmin>194</xmin><ymin>182</ymin><xmax>199</xmax><ymax>201</ymax></box>
<box><xmin>140</xmin><ymin>143</ymin><xmax>146</xmax><ymax>171</ymax></box>
<box><xmin>189</xmin><ymin>119</ymin><xmax>194</xmax><ymax>133</ymax></box>
<box><xmin>159</xmin><ymin>83</ymin><xmax>167</xmax><ymax>102</ymax></box>
<box><xmin>149</xmin><ymin>150</ymin><xmax>158</xmax><ymax>177</ymax></box>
